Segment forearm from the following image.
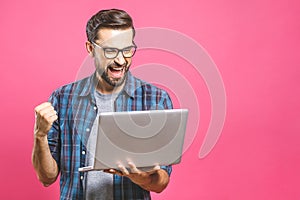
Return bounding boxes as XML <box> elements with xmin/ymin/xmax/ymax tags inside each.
<box><xmin>32</xmin><ymin>134</ymin><xmax>59</xmax><ymax>186</ymax></box>
<box><xmin>140</xmin><ymin>169</ymin><xmax>170</xmax><ymax>193</ymax></box>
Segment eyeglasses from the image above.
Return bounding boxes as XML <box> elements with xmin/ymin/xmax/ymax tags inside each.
<box><xmin>92</xmin><ymin>42</ymin><xmax>137</xmax><ymax>59</ymax></box>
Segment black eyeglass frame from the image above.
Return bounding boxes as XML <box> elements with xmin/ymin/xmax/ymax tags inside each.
<box><xmin>92</xmin><ymin>42</ymin><xmax>137</xmax><ymax>59</ymax></box>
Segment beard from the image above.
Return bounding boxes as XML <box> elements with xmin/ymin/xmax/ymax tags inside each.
<box><xmin>97</xmin><ymin>62</ymin><xmax>130</xmax><ymax>87</ymax></box>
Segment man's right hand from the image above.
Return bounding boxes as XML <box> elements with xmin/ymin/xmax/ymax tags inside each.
<box><xmin>32</xmin><ymin>102</ymin><xmax>59</xmax><ymax>186</ymax></box>
<box><xmin>34</xmin><ymin>102</ymin><xmax>58</xmax><ymax>137</ymax></box>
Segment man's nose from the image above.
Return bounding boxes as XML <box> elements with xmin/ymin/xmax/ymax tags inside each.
<box><xmin>114</xmin><ymin>51</ymin><xmax>126</xmax><ymax>66</ymax></box>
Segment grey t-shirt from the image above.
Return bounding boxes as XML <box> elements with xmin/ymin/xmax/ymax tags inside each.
<box><xmin>84</xmin><ymin>90</ymin><xmax>119</xmax><ymax>200</ymax></box>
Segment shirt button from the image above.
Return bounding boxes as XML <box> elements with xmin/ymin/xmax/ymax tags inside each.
<box><xmin>86</xmin><ymin>128</ymin><xmax>90</xmax><ymax>132</ymax></box>
<box><xmin>82</xmin><ymin>150</ymin><xmax>86</xmax><ymax>155</ymax></box>
<box><xmin>80</xmin><ymin>176</ymin><xmax>84</xmax><ymax>180</ymax></box>
<box><xmin>93</xmin><ymin>106</ymin><xmax>97</xmax><ymax>110</ymax></box>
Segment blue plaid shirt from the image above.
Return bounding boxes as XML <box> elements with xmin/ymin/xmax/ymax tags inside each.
<box><xmin>48</xmin><ymin>71</ymin><xmax>173</xmax><ymax>200</ymax></box>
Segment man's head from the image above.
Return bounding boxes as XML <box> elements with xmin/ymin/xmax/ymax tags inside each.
<box><xmin>86</xmin><ymin>9</ymin><xmax>135</xmax><ymax>43</ymax></box>
<box><xmin>85</xmin><ymin>9</ymin><xmax>136</xmax><ymax>92</ymax></box>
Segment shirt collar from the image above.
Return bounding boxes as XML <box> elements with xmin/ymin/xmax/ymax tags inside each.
<box><xmin>78</xmin><ymin>72</ymin><xmax>97</xmax><ymax>97</ymax></box>
<box><xmin>122</xmin><ymin>71</ymin><xmax>141</xmax><ymax>99</ymax></box>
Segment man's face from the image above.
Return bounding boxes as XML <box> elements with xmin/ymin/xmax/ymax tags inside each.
<box><xmin>92</xmin><ymin>28</ymin><xmax>135</xmax><ymax>89</ymax></box>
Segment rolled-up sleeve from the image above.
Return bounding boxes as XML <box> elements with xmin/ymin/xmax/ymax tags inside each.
<box><xmin>47</xmin><ymin>90</ymin><xmax>61</xmax><ymax>169</ymax></box>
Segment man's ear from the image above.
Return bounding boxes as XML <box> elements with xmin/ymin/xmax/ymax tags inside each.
<box><xmin>85</xmin><ymin>41</ymin><xmax>94</xmax><ymax>57</ymax></box>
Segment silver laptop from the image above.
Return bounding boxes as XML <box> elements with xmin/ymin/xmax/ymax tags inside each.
<box><xmin>79</xmin><ymin>109</ymin><xmax>188</xmax><ymax>172</ymax></box>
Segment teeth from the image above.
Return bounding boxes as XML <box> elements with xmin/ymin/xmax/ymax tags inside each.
<box><xmin>110</xmin><ymin>67</ymin><xmax>123</xmax><ymax>71</ymax></box>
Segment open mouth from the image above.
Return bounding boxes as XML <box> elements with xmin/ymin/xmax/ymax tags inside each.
<box><xmin>108</xmin><ymin>66</ymin><xmax>125</xmax><ymax>79</ymax></box>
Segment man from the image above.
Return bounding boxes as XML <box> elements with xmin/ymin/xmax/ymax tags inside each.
<box><xmin>32</xmin><ymin>9</ymin><xmax>173</xmax><ymax>200</ymax></box>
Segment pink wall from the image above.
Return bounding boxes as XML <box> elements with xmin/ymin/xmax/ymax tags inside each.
<box><xmin>1</xmin><ymin>0</ymin><xmax>299</xmax><ymax>199</ymax></box>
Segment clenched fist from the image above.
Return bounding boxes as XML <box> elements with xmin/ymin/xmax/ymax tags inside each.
<box><xmin>34</xmin><ymin>102</ymin><xmax>58</xmax><ymax>137</ymax></box>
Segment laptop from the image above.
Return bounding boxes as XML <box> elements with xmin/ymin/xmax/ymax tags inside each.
<box><xmin>79</xmin><ymin>109</ymin><xmax>188</xmax><ymax>172</ymax></box>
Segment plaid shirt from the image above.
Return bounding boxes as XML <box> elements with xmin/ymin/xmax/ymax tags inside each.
<box><xmin>48</xmin><ymin>71</ymin><xmax>173</xmax><ymax>200</ymax></box>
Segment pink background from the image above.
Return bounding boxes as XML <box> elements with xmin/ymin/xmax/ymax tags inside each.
<box><xmin>1</xmin><ymin>0</ymin><xmax>300</xmax><ymax>199</ymax></box>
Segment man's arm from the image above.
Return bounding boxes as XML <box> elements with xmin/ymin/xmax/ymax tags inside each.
<box><xmin>32</xmin><ymin>102</ymin><xmax>59</xmax><ymax>186</ymax></box>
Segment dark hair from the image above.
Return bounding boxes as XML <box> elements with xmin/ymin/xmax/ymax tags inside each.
<box><xmin>86</xmin><ymin>9</ymin><xmax>135</xmax><ymax>42</ymax></box>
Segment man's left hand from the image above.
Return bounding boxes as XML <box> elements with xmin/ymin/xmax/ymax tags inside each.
<box><xmin>104</xmin><ymin>162</ymin><xmax>160</xmax><ymax>187</ymax></box>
